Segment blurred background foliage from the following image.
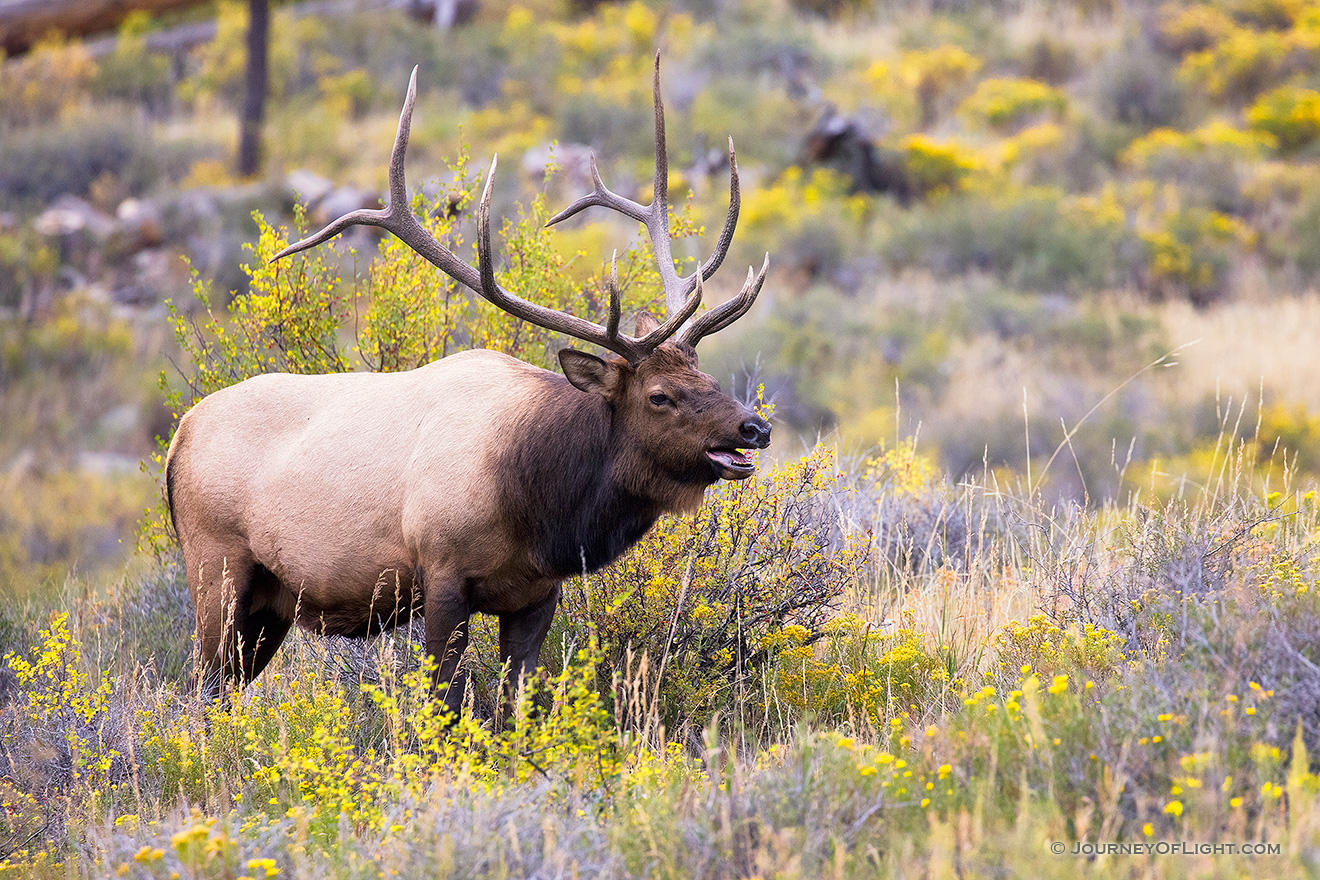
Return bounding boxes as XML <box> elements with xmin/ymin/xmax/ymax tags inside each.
<box><xmin>5</xmin><ymin>0</ymin><xmax>1320</xmax><ymax>598</ymax></box>
<box><xmin>12</xmin><ymin>2</ymin><xmax>1320</xmax><ymax>872</ymax></box>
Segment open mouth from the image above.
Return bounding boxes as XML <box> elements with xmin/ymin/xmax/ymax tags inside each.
<box><xmin>706</xmin><ymin>447</ymin><xmax>757</xmax><ymax>479</ymax></box>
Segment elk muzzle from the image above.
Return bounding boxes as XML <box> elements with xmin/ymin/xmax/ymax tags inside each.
<box><xmin>707</xmin><ymin>410</ymin><xmax>771</xmax><ymax>480</ymax></box>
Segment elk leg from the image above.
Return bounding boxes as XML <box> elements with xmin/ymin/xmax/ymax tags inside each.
<box><xmin>498</xmin><ymin>585</ymin><xmax>562</xmax><ymax>713</ymax></box>
<box><xmin>233</xmin><ymin>564</ymin><xmax>293</xmax><ymax>684</ymax></box>
<box><xmin>235</xmin><ymin>607</ymin><xmax>293</xmax><ymax>682</ymax></box>
<box><xmin>423</xmin><ymin>572</ymin><xmax>470</xmax><ymax>715</ymax></box>
<box><xmin>187</xmin><ymin>543</ymin><xmax>255</xmax><ymax>700</ymax></box>
<box><xmin>190</xmin><ymin>546</ymin><xmax>294</xmax><ymax>699</ymax></box>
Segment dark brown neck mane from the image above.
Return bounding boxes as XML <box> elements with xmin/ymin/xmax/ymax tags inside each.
<box><xmin>498</xmin><ymin>374</ymin><xmax>709</xmax><ymax>579</ymax></box>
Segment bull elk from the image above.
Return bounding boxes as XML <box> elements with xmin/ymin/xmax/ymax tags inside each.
<box><xmin>166</xmin><ymin>56</ymin><xmax>771</xmax><ymax>710</ymax></box>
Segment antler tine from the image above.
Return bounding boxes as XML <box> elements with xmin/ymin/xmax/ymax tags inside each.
<box><xmin>650</xmin><ymin>51</ymin><xmax>669</xmax><ymax>245</ymax></box>
<box><xmin>477</xmin><ymin>156</ymin><xmax>655</xmax><ymax>363</ymax></box>
<box><xmin>677</xmin><ymin>253</ymin><xmax>768</xmax><ymax>349</ymax></box>
<box><xmin>269</xmin><ymin>65</ymin><xmax>423</xmax><ymax>263</ymax></box>
<box><xmin>679</xmin><ymin>137</ymin><xmax>741</xmax><ymax>296</ymax></box>
<box><xmin>269</xmin><ymin>205</ymin><xmax>389</xmax><ymax>262</ymax></box>
<box><xmin>642</xmin><ymin>51</ymin><xmax>686</xmax><ymax>315</ymax></box>
<box><xmin>386</xmin><ymin>66</ymin><xmax>419</xmax><ymax>209</ymax></box>
<box><xmin>272</xmin><ymin>68</ymin><xmax>421</xmax><ymax>264</ymax></box>
<box><xmin>476</xmin><ymin>155</ymin><xmax>501</xmax><ymax>300</ymax></box>
<box><xmin>273</xmin><ymin>67</ymin><xmax>758</xmax><ymax>365</ymax></box>
<box><xmin>545</xmin><ymin>154</ymin><xmax>649</xmax><ymax>227</ymax></box>
<box><xmin>544</xmin><ymin>54</ymin><xmax>690</xmax><ymax>322</ymax></box>
<box><xmin>638</xmin><ymin>270</ymin><xmax>703</xmax><ymax>349</ymax></box>
<box><xmin>275</xmin><ymin>70</ymin><xmax>658</xmax><ymax>363</ymax></box>
<box><xmin>605</xmin><ymin>250</ymin><xmax>621</xmax><ymax>341</ymax></box>
<box><xmin>271</xmin><ymin>67</ymin><xmax>485</xmax><ymax>297</ymax></box>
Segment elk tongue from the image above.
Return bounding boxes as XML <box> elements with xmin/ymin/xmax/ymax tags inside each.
<box><xmin>707</xmin><ymin>448</ymin><xmax>752</xmax><ymax>469</ymax></box>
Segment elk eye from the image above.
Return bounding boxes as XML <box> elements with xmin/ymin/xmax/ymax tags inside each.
<box><xmin>649</xmin><ymin>393</ymin><xmax>672</xmax><ymax>407</ymax></box>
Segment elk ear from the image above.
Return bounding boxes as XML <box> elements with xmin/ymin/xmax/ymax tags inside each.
<box><xmin>634</xmin><ymin>312</ymin><xmax>660</xmax><ymax>336</ymax></box>
<box><xmin>559</xmin><ymin>349</ymin><xmax>625</xmax><ymax>398</ymax></box>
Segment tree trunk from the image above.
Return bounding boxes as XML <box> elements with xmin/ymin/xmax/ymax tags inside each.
<box><xmin>0</xmin><ymin>0</ymin><xmax>208</xmax><ymax>55</ymax></box>
<box><xmin>236</xmin><ymin>0</ymin><xmax>269</xmax><ymax>178</ymax></box>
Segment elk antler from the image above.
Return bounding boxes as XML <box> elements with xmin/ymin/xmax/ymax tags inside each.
<box><xmin>547</xmin><ymin>52</ymin><xmax>769</xmax><ymax>351</ymax></box>
<box><xmin>272</xmin><ymin>58</ymin><xmax>766</xmax><ymax>362</ymax></box>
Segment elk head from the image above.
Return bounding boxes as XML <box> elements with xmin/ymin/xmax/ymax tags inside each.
<box><xmin>273</xmin><ymin>55</ymin><xmax>771</xmax><ymax>485</ymax></box>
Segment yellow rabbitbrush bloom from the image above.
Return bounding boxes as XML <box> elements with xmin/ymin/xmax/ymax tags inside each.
<box><xmin>959</xmin><ymin>78</ymin><xmax>1067</xmax><ymax>130</ymax></box>
<box><xmin>1156</xmin><ymin>2</ymin><xmax>1235</xmax><ymax>55</ymax></box>
<box><xmin>0</xmin><ymin>34</ymin><xmax>97</xmax><ymax>127</ymax></box>
<box><xmin>1138</xmin><ymin>204</ymin><xmax>1255</xmax><ymax>300</ymax></box>
<box><xmin>994</xmin><ymin>615</ymin><xmax>1126</xmax><ymax>680</ymax></box>
<box><xmin>1122</xmin><ymin>121</ymin><xmax>1277</xmax><ymax>171</ymax></box>
<box><xmin>742</xmin><ymin>167</ymin><xmax>867</xmax><ymax>235</ymax></box>
<box><xmin>1248</xmin><ymin>86</ymin><xmax>1320</xmax><ymax>152</ymax></box>
<box><xmin>4</xmin><ymin>612</ymin><xmax>115</xmax><ymax>782</ymax></box>
<box><xmin>569</xmin><ymin>444</ymin><xmax>869</xmax><ymax>732</ymax></box>
<box><xmin>898</xmin><ymin>135</ymin><xmax>980</xmax><ymax>198</ymax></box>
<box><xmin>865</xmin><ymin>439</ymin><xmax>934</xmax><ymax>498</ymax></box>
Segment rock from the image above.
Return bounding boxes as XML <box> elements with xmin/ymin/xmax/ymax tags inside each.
<box><xmin>76</xmin><ymin>451</ymin><xmax>142</xmax><ymax>476</ymax></box>
<box><xmin>313</xmin><ymin>186</ymin><xmax>381</xmax><ymax>225</ymax></box>
<box><xmin>116</xmin><ymin>197</ymin><xmax>164</xmax><ymax>250</ymax></box>
<box><xmin>96</xmin><ymin>403</ymin><xmax>141</xmax><ymax>438</ymax></box>
<box><xmin>111</xmin><ymin>247</ymin><xmax>184</xmax><ymax>306</ymax></box>
<box><xmin>34</xmin><ymin>194</ymin><xmax>117</xmax><ymax>241</ymax></box>
<box><xmin>286</xmin><ymin>169</ymin><xmax>336</xmax><ymax>210</ymax></box>
<box><xmin>171</xmin><ymin>189</ymin><xmax>221</xmax><ymax>226</ymax></box>
<box><xmin>521</xmin><ymin>142</ymin><xmax>594</xmax><ymax>191</ymax></box>
<box><xmin>33</xmin><ymin>196</ymin><xmax>117</xmax><ymax>282</ymax></box>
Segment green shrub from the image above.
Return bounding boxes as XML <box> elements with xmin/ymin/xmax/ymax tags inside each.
<box><xmin>562</xmin><ymin>445</ymin><xmax>869</xmax><ymax>735</ymax></box>
<box><xmin>1122</xmin><ymin>120</ymin><xmax>1277</xmax><ymax>169</ymax></box>
<box><xmin>0</xmin><ymin>469</ymin><xmax>154</xmax><ymax>601</ymax></box>
<box><xmin>92</xmin><ymin>12</ymin><xmax>173</xmax><ymax>114</ymax></box>
<box><xmin>958</xmin><ymin>77</ymin><xmax>1068</xmax><ymax>131</ymax></box>
<box><xmin>1254</xmin><ymin>403</ymin><xmax>1320</xmax><ymax>477</ymax></box>
<box><xmin>738</xmin><ymin>166</ymin><xmax>868</xmax><ymax>276</ymax></box>
<box><xmin>2</xmin><ymin>613</ymin><xmax>117</xmax><ymax>792</ymax></box>
<box><xmin>0</xmin><ymin>36</ymin><xmax>97</xmax><ymax>128</ymax></box>
<box><xmin>879</xmin><ymin>185</ymin><xmax>1132</xmax><ymax>292</ymax></box>
<box><xmin>897</xmin><ymin>135</ymin><xmax>981</xmax><ymax>197</ymax></box>
<box><xmin>1093</xmin><ymin>40</ymin><xmax>1186</xmax><ymax>128</ymax></box>
<box><xmin>1241</xmin><ymin>162</ymin><xmax>1320</xmax><ymax>275</ymax></box>
<box><xmin>993</xmin><ymin>614</ymin><xmax>1127</xmax><ymax>680</ymax></box>
<box><xmin>178</xmin><ymin>0</ymin><xmax>339</xmax><ymax>111</ymax></box>
<box><xmin>1154</xmin><ymin>2</ymin><xmax>1237</xmax><ymax>55</ymax></box>
<box><xmin>1122</xmin><ymin>121</ymin><xmax>1276</xmax><ymax>211</ymax></box>
<box><xmin>1247</xmin><ymin>85</ymin><xmax>1320</xmax><ymax>152</ymax></box>
<box><xmin>766</xmin><ymin>615</ymin><xmax>951</xmax><ymax>727</ymax></box>
<box><xmin>1225</xmin><ymin>0</ymin><xmax>1303</xmax><ymax>29</ymax></box>
<box><xmin>0</xmin><ymin>228</ymin><xmax>55</xmax><ymax>311</ymax></box>
<box><xmin>0</xmin><ymin>111</ymin><xmax>193</xmax><ymax>208</ymax></box>
<box><xmin>1138</xmin><ymin>204</ymin><xmax>1255</xmax><ymax>303</ymax></box>
<box><xmin>891</xmin><ymin>44</ymin><xmax>983</xmax><ymax>126</ymax></box>
<box><xmin>1178</xmin><ymin>25</ymin><xmax>1307</xmax><ymax>102</ymax></box>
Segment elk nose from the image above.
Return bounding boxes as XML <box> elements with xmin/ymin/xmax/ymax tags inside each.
<box><xmin>740</xmin><ymin>415</ymin><xmax>771</xmax><ymax>448</ymax></box>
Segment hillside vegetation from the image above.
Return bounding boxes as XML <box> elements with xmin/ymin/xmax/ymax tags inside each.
<box><xmin>7</xmin><ymin>0</ymin><xmax>1320</xmax><ymax>875</ymax></box>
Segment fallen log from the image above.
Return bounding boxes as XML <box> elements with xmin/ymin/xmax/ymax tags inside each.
<box><xmin>0</xmin><ymin>0</ymin><xmax>210</xmax><ymax>55</ymax></box>
<box><xmin>1</xmin><ymin>0</ymin><xmax>475</xmax><ymax>57</ymax></box>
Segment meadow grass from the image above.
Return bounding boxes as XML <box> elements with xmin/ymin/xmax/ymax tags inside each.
<box><xmin>3</xmin><ymin>431</ymin><xmax>1320</xmax><ymax>878</ymax></box>
<box><xmin>12</xmin><ymin>3</ymin><xmax>1320</xmax><ymax>872</ymax></box>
